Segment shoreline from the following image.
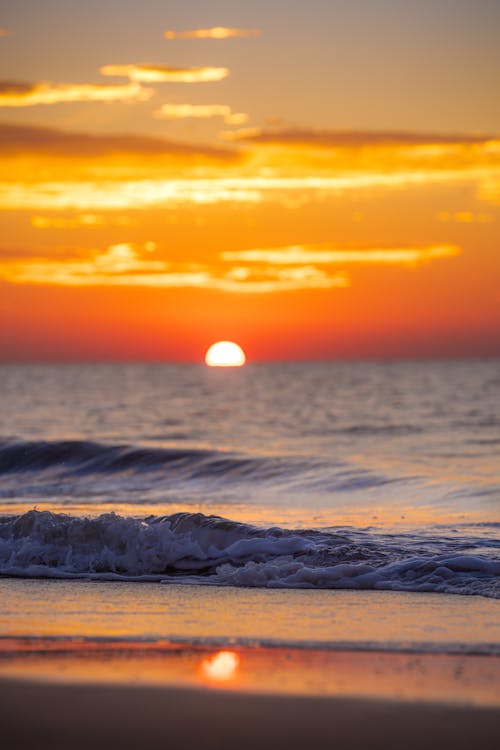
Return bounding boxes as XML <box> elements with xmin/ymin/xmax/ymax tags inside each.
<box><xmin>2</xmin><ymin>580</ymin><xmax>499</xmax><ymax>648</ymax></box>
<box><xmin>2</xmin><ymin>576</ymin><xmax>498</xmax><ymax>747</ymax></box>
<box><xmin>1</xmin><ymin>675</ymin><xmax>499</xmax><ymax>750</ymax></box>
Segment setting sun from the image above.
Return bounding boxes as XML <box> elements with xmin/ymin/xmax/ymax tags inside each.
<box><xmin>205</xmin><ymin>341</ymin><xmax>246</xmax><ymax>367</ymax></box>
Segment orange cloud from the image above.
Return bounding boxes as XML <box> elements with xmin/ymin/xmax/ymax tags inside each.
<box><xmin>221</xmin><ymin>127</ymin><xmax>500</xmax><ymax>201</ymax></box>
<box><xmin>0</xmin><ymin>180</ymin><xmax>263</xmax><ymax>210</ymax></box>
<box><xmin>164</xmin><ymin>27</ymin><xmax>260</xmax><ymax>40</ymax></box>
<box><xmin>100</xmin><ymin>64</ymin><xmax>229</xmax><ymax>83</ymax></box>
<box><xmin>1</xmin><ymin>123</ymin><xmax>498</xmax><ymax>211</ymax></box>
<box><xmin>30</xmin><ymin>214</ymin><xmax>137</xmax><ymax>229</ymax></box>
<box><xmin>0</xmin><ymin>243</ymin><xmax>349</xmax><ymax>293</ymax></box>
<box><xmin>222</xmin><ymin>244</ymin><xmax>461</xmax><ymax>266</ymax></box>
<box><xmin>0</xmin><ymin>175</ymin><xmax>490</xmax><ymax>211</ymax></box>
<box><xmin>154</xmin><ymin>103</ymin><xmax>247</xmax><ymax>125</ymax></box>
<box><xmin>221</xmin><ymin>266</ymin><xmax>349</xmax><ymax>292</ymax></box>
<box><xmin>0</xmin><ymin>80</ymin><xmax>151</xmax><ymax>107</ymax></box>
<box><xmin>0</xmin><ymin>243</ymin><xmax>165</xmax><ymax>284</ymax></box>
<box><xmin>1</xmin><ymin>241</ymin><xmax>460</xmax><ymax>294</ymax></box>
<box><xmin>0</xmin><ymin>28</ymin><xmax>11</xmax><ymax>37</ymax></box>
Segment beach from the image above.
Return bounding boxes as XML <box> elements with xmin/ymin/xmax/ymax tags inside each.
<box><xmin>1</xmin><ymin>581</ymin><xmax>499</xmax><ymax>748</ymax></box>
<box><xmin>2</xmin><ymin>676</ymin><xmax>499</xmax><ymax>750</ymax></box>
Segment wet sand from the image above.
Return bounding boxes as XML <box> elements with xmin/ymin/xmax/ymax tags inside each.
<box><xmin>2</xmin><ymin>579</ymin><xmax>499</xmax><ymax>649</ymax></box>
<box><xmin>1</xmin><ymin>676</ymin><xmax>499</xmax><ymax>750</ymax></box>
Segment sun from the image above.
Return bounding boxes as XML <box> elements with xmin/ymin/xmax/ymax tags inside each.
<box><xmin>205</xmin><ymin>341</ymin><xmax>246</xmax><ymax>367</ymax></box>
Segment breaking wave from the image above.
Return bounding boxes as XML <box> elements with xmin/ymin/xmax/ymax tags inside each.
<box><xmin>1</xmin><ymin>510</ymin><xmax>498</xmax><ymax>598</ymax></box>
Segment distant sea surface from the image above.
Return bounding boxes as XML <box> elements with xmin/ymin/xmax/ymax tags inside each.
<box><xmin>0</xmin><ymin>361</ymin><xmax>499</xmax><ymax>598</ymax></box>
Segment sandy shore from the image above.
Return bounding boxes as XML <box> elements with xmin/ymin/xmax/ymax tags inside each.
<box><xmin>2</xmin><ymin>581</ymin><xmax>499</xmax><ymax>748</ymax></box>
<box><xmin>1</xmin><ymin>677</ymin><xmax>499</xmax><ymax>750</ymax></box>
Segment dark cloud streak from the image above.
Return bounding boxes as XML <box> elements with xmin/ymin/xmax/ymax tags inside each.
<box><xmin>0</xmin><ymin>123</ymin><xmax>237</xmax><ymax>159</ymax></box>
<box><xmin>230</xmin><ymin>127</ymin><xmax>497</xmax><ymax>147</ymax></box>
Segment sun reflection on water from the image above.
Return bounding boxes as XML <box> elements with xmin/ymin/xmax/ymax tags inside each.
<box><xmin>200</xmin><ymin>651</ymin><xmax>240</xmax><ymax>683</ymax></box>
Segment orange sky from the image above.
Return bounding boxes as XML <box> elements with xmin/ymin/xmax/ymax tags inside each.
<box><xmin>1</xmin><ymin>1</ymin><xmax>499</xmax><ymax>361</ymax></box>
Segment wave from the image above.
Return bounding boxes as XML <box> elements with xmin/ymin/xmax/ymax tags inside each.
<box><xmin>0</xmin><ymin>510</ymin><xmax>498</xmax><ymax>598</ymax></box>
<box><xmin>0</xmin><ymin>439</ymin><xmax>265</xmax><ymax>477</ymax></box>
<box><xmin>0</xmin><ymin>438</ymin><xmax>311</xmax><ymax>489</ymax></box>
<box><xmin>0</xmin><ymin>438</ymin><xmax>403</xmax><ymax>497</ymax></box>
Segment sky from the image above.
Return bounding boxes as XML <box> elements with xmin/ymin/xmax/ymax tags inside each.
<box><xmin>1</xmin><ymin>0</ymin><xmax>499</xmax><ymax>362</ymax></box>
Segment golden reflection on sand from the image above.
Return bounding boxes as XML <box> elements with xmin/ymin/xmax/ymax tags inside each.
<box><xmin>0</xmin><ymin>643</ymin><xmax>498</xmax><ymax>706</ymax></box>
<box><xmin>200</xmin><ymin>651</ymin><xmax>241</xmax><ymax>683</ymax></box>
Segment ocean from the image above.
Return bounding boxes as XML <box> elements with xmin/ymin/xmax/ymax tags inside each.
<box><xmin>0</xmin><ymin>360</ymin><xmax>498</xmax><ymax>600</ymax></box>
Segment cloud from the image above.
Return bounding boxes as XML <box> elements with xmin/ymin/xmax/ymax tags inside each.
<box><xmin>225</xmin><ymin>127</ymin><xmax>496</xmax><ymax>148</ymax></box>
<box><xmin>0</xmin><ymin>179</ymin><xmax>262</xmax><ymax>211</ymax></box>
<box><xmin>0</xmin><ymin>123</ymin><xmax>235</xmax><ymax>159</ymax></box>
<box><xmin>220</xmin><ymin>127</ymin><xmax>500</xmax><ymax>200</ymax></box>
<box><xmin>0</xmin><ymin>80</ymin><xmax>151</xmax><ymax>107</ymax></box>
<box><xmin>222</xmin><ymin>244</ymin><xmax>461</xmax><ymax>266</ymax></box>
<box><xmin>154</xmin><ymin>103</ymin><xmax>248</xmax><ymax>125</ymax></box>
<box><xmin>0</xmin><ymin>28</ymin><xmax>11</xmax><ymax>37</ymax></box>
<box><xmin>219</xmin><ymin>266</ymin><xmax>349</xmax><ymax>292</ymax></box>
<box><xmin>2</xmin><ymin>123</ymin><xmax>498</xmax><ymax>209</ymax></box>
<box><xmin>164</xmin><ymin>27</ymin><xmax>260</xmax><ymax>40</ymax></box>
<box><xmin>0</xmin><ymin>174</ymin><xmax>485</xmax><ymax>211</ymax></box>
<box><xmin>0</xmin><ymin>241</ymin><xmax>460</xmax><ymax>294</ymax></box>
<box><xmin>0</xmin><ymin>243</ymin><xmax>166</xmax><ymax>285</ymax></box>
<box><xmin>30</xmin><ymin>214</ymin><xmax>137</xmax><ymax>229</ymax></box>
<box><xmin>1</xmin><ymin>241</ymin><xmax>458</xmax><ymax>294</ymax></box>
<box><xmin>0</xmin><ymin>243</ymin><xmax>348</xmax><ymax>293</ymax></box>
<box><xmin>100</xmin><ymin>64</ymin><xmax>229</xmax><ymax>83</ymax></box>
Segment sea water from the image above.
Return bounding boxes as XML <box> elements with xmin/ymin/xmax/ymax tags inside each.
<box><xmin>0</xmin><ymin>360</ymin><xmax>499</xmax><ymax>599</ymax></box>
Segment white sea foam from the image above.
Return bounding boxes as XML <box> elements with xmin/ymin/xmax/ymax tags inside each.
<box><xmin>1</xmin><ymin>510</ymin><xmax>498</xmax><ymax>598</ymax></box>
